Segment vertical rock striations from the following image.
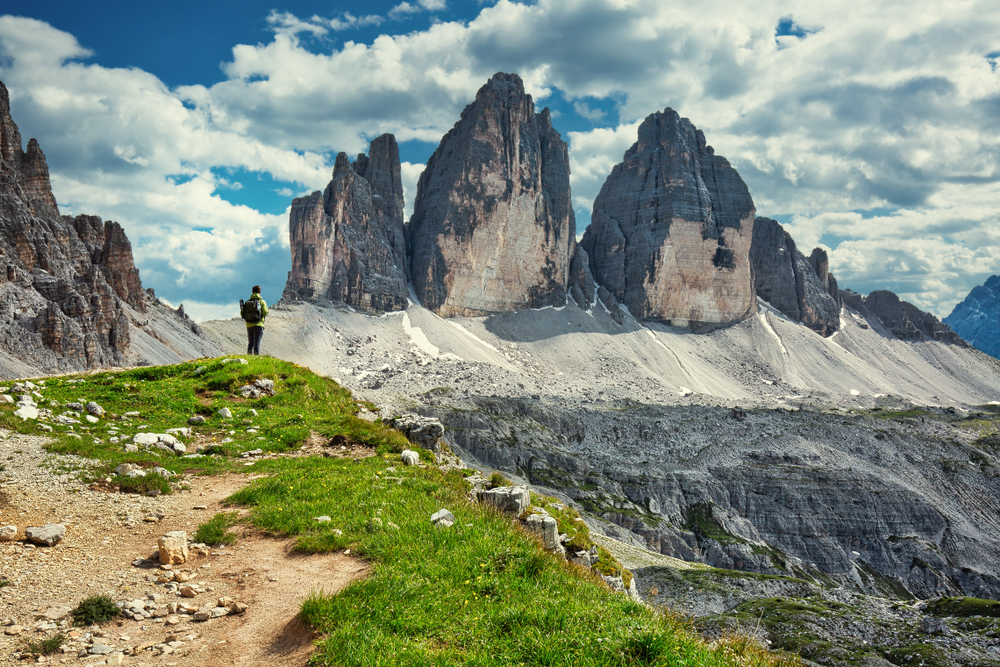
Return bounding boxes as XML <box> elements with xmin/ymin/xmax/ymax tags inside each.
<box><xmin>407</xmin><ymin>73</ymin><xmax>576</xmax><ymax>316</ymax></box>
<box><xmin>0</xmin><ymin>79</ymin><xmax>217</xmax><ymax>376</ymax></box>
<box><xmin>944</xmin><ymin>276</ymin><xmax>1000</xmax><ymax>358</ymax></box>
<box><xmin>283</xmin><ymin>134</ymin><xmax>408</xmax><ymax>313</ymax></box>
<box><xmin>749</xmin><ymin>217</ymin><xmax>840</xmax><ymax>336</ymax></box>
<box><xmin>581</xmin><ymin>109</ymin><xmax>756</xmax><ymax>328</ymax></box>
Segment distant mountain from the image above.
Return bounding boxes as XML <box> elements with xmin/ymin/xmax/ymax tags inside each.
<box><xmin>0</xmin><ymin>79</ymin><xmax>221</xmax><ymax>378</ymax></box>
<box><xmin>944</xmin><ymin>275</ymin><xmax>1000</xmax><ymax>358</ymax></box>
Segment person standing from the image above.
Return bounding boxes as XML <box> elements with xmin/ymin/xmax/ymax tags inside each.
<box><xmin>243</xmin><ymin>285</ymin><xmax>269</xmax><ymax>355</ymax></box>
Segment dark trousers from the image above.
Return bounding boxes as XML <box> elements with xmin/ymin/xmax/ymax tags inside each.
<box><xmin>247</xmin><ymin>326</ymin><xmax>264</xmax><ymax>355</ymax></box>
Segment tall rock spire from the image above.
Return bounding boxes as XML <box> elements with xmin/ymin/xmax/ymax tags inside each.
<box><xmin>406</xmin><ymin>72</ymin><xmax>576</xmax><ymax>316</ymax></box>
<box><xmin>581</xmin><ymin>109</ymin><xmax>756</xmax><ymax>328</ymax></box>
<box><xmin>283</xmin><ymin>133</ymin><xmax>408</xmax><ymax>313</ymax></box>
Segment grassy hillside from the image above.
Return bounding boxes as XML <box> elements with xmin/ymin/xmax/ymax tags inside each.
<box><xmin>0</xmin><ymin>357</ymin><xmax>798</xmax><ymax>666</ymax></box>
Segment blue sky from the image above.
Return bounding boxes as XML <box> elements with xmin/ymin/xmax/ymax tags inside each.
<box><xmin>1</xmin><ymin>0</ymin><xmax>999</xmax><ymax>321</ymax></box>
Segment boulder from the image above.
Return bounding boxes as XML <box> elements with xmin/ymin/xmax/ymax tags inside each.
<box><xmin>158</xmin><ymin>531</ymin><xmax>189</xmax><ymax>565</ymax></box>
<box><xmin>408</xmin><ymin>73</ymin><xmax>576</xmax><ymax>316</ymax></box>
<box><xmin>581</xmin><ymin>108</ymin><xmax>756</xmax><ymax>328</ymax></box>
<box><xmin>13</xmin><ymin>404</ymin><xmax>37</xmax><ymax>420</ymax></box>
<box><xmin>25</xmin><ymin>524</ymin><xmax>65</xmax><ymax>546</ymax></box>
<box><xmin>481</xmin><ymin>486</ymin><xmax>530</xmax><ymax>516</ymax></box>
<box><xmin>390</xmin><ymin>414</ymin><xmax>444</xmax><ymax>450</ymax></box>
<box><xmin>523</xmin><ymin>512</ymin><xmax>562</xmax><ymax>553</ymax></box>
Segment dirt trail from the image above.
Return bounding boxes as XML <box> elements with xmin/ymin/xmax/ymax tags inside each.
<box><xmin>0</xmin><ymin>431</ymin><xmax>367</xmax><ymax>666</ymax></box>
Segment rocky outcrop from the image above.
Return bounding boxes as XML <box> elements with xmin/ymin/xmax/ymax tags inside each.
<box><xmin>581</xmin><ymin>109</ymin><xmax>756</xmax><ymax>329</ymax></box>
<box><xmin>842</xmin><ymin>289</ymin><xmax>965</xmax><ymax>344</ymax></box>
<box><xmin>407</xmin><ymin>73</ymin><xmax>576</xmax><ymax>316</ymax></box>
<box><xmin>283</xmin><ymin>134</ymin><xmax>408</xmax><ymax>313</ymax></box>
<box><xmin>0</xmin><ymin>79</ymin><xmax>220</xmax><ymax>376</ymax></box>
<box><xmin>944</xmin><ymin>276</ymin><xmax>1000</xmax><ymax>358</ymax></box>
<box><xmin>749</xmin><ymin>217</ymin><xmax>840</xmax><ymax>336</ymax></box>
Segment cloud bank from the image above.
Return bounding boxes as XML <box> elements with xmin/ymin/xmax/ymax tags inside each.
<box><xmin>1</xmin><ymin>0</ymin><xmax>998</xmax><ymax>320</ymax></box>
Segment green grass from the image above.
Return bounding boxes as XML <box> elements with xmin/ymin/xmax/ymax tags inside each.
<box><xmin>194</xmin><ymin>511</ymin><xmax>240</xmax><ymax>546</ymax></box>
<box><xmin>0</xmin><ymin>358</ymin><xmax>798</xmax><ymax>667</ymax></box>
<box><xmin>72</xmin><ymin>595</ymin><xmax>120</xmax><ymax>625</ymax></box>
<box><xmin>0</xmin><ymin>356</ymin><xmax>410</xmax><ymax>483</ymax></box>
<box><xmin>926</xmin><ymin>597</ymin><xmax>1000</xmax><ymax>618</ymax></box>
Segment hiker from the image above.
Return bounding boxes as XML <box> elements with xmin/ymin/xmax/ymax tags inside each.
<box><xmin>241</xmin><ymin>285</ymin><xmax>269</xmax><ymax>355</ymax></box>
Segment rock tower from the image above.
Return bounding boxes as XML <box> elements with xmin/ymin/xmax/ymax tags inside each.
<box><xmin>581</xmin><ymin>109</ymin><xmax>756</xmax><ymax>328</ymax></box>
<box><xmin>407</xmin><ymin>73</ymin><xmax>576</xmax><ymax>316</ymax></box>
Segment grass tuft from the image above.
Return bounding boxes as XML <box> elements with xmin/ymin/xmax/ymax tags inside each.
<box><xmin>21</xmin><ymin>634</ymin><xmax>64</xmax><ymax>656</ymax></box>
<box><xmin>194</xmin><ymin>512</ymin><xmax>240</xmax><ymax>546</ymax></box>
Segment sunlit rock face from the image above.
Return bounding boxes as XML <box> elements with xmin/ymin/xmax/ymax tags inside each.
<box><xmin>283</xmin><ymin>134</ymin><xmax>408</xmax><ymax>313</ymax></box>
<box><xmin>750</xmin><ymin>216</ymin><xmax>840</xmax><ymax>337</ymax></box>
<box><xmin>581</xmin><ymin>109</ymin><xmax>756</xmax><ymax>329</ymax></box>
<box><xmin>0</xmin><ymin>80</ymin><xmax>152</xmax><ymax>371</ymax></box>
<box><xmin>407</xmin><ymin>72</ymin><xmax>576</xmax><ymax>317</ymax></box>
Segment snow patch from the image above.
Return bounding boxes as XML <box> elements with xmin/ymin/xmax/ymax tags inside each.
<box><xmin>757</xmin><ymin>311</ymin><xmax>788</xmax><ymax>356</ymax></box>
<box><xmin>402</xmin><ymin>312</ymin><xmax>440</xmax><ymax>358</ymax></box>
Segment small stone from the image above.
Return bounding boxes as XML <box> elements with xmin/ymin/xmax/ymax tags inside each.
<box><xmin>217</xmin><ymin>408</ymin><xmax>232</xmax><ymax>419</ymax></box>
<box><xmin>920</xmin><ymin>616</ymin><xmax>948</xmax><ymax>635</ymax></box>
<box><xmin>173</xmin><ymin>571</ymin><xmax>193</xmax><ymax>583</ymax></box>
<box><xmin>192</xmin><ymin>611</ymin><xmax>211</xmax><ymax>622</ymax></box>
<box><xmin>4</xmin><ymin>625</ymin><xmax>22</xmax><ymax>636</ymax></box>
<box><xmin>227</xmin><ymin>602</ymin><xmax>247</xmax><ymax>615</ymax></box>
<box><xmin>0</xmin><ymin>525</ymin><xmax>17</xmax><ymax>542</ymax></box>
<box><xmin>315</xmin><ymin>516</ymin><xmax>331</xmax><ymax>523</ymax></box>
<box><xmin>209</xmin><ymin>607</ymin><xmax>228</xmax><ymax>618</ymax></box>
<box><xmin>431</xmin><ymin>509</ymin><xmax>455</xmax><ymax>528</ymax></box>
<box><xmin>25</xmin><ymin>523</ymin><xmax>65</xmax><ymax>546</ymax></box>
<box><xmin>180</xmin><ymin>586</ymin><xmax>198</xmax><ymax>598</ymax></box>
<box><xmin>164</xmin><ymin>616</ymin><xmax>181</xmax><ymax>626</ymax></box>
<box><xmin>187</xmin><ymin>416</ymin><xmax>206</xmax><ymax>425</ymax></box>
<box><xmin>89</xmin><ymin>643</ymin><xmax>114</xmax><ymax>655</ymax></box>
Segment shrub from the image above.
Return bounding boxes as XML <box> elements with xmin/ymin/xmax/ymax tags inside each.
<box><xmin>72</xmin><ymin>595</ymin><xmax>120</xmax><ymax>625</ymax></box>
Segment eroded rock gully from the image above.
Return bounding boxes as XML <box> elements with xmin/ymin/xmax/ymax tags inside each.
<box><xmin>417</xmin><ymin>397</ymin><xmax>1000</xmax><ymax>602</ymax></box>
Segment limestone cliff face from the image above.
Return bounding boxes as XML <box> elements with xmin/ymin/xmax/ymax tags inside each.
<box><xmin>283</xmin><ymin>134</ymin><xmax>408</xmax><ymax>313</ymax></box>
<box><xmin>581</xmin><ymin>109</ymin><xmax>756</xmax><ymax>328</ymax></box>
<box><xmin>750</xmin><ymin>217</ymin><xmax>840</xmax><ymax>336</ymax></box>
<box><xmin>407</xmin><ymin>73</ymin><xmax>576</xmax><ymax>316</ymax></box>
<box><xmin>0</xmin><ymin>79</ymin><xmax>217</xmax><ymax>376</ymax></box>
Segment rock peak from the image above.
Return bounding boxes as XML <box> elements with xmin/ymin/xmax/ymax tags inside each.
<box><xmin>407</xmin><ymin>73</ymin><xmax>575</xmax><ymax>316</ymax></box>
<box><xmin>283</xmin><ymin>133</ymin><xmax>408</xmax><ymax>313</ymax></box>
<box><xmin>581</xmin><ymin>108</ymin><xmax>756</xmax><ymax>328</ymax></box>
